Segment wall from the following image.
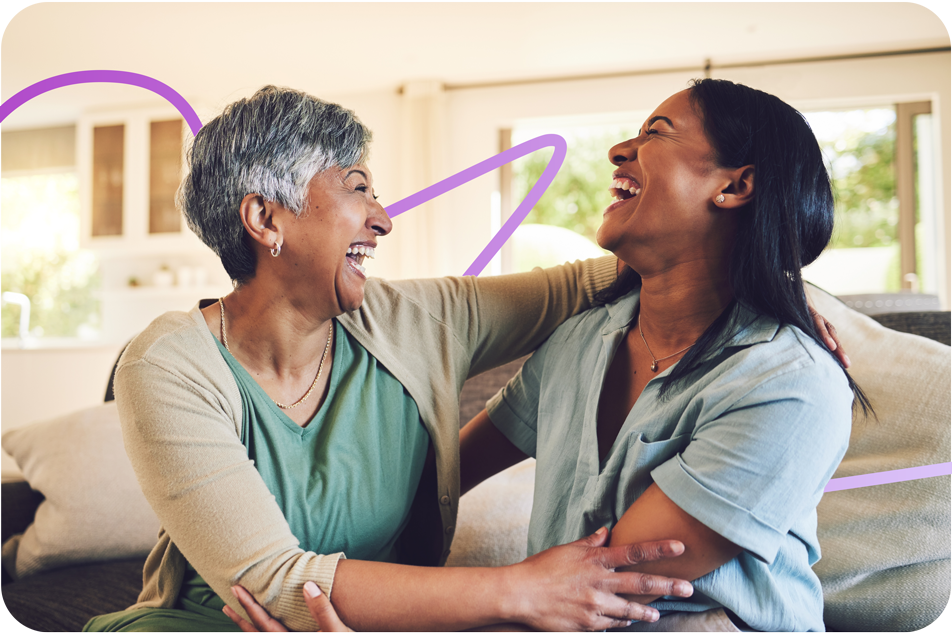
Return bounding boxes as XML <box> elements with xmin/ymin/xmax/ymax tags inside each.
<box><xmin>1</xmin><ymin>342</ymin><xmax>126</xmax><ymax>479</ymax></box>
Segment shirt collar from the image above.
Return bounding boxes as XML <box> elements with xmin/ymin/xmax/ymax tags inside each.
<box><xmin>601</xmin><ymin>288</ymin><xmax>781</xmax><ymax>360</ymax></box>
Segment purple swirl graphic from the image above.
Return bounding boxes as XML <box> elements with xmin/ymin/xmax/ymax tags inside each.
<box><xmin>385</xmin><ymin>133</ymin><xmax>567</xmax><ymax>276</ymax></box>
<box><xmin>0</xmin><ymin>70</ymin><xmax>202</xmax><ymax>136</ymax></box>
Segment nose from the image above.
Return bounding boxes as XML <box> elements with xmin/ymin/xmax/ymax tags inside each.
<box><xmin>369</xmin><ymin>200</ymin><xmax>393</xmax><ymax>237</ymax></box>
<box><xmin>609</xmin><ymin>138</ymin><xmax>639</xmax><ymax>166</ymax></box>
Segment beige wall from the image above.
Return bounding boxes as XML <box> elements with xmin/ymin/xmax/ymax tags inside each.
<box><xmin>1</xmin><ymin>343</ymin><xmax>126</xmax><ymax>479</ymax></box>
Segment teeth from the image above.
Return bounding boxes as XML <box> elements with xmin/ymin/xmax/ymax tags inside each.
<box><xmin>350</xmin><ymin>259</ymin><xmax>366</xmax><ymax>275</ymax></box>
<box><xmin>611</xmin><ymin>178</ymin><xmax>640</xmax><ymax>195</ymax></box>
<box><xmin>347</xmin><ymin>246</ymin><xmax>375</xmax><ymax>259</ymax></box>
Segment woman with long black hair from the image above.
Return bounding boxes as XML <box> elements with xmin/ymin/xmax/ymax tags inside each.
<box><xmin>458</xmin><ymin>78</ymin><xmax>866</xmax><ymax>632</ymax></box>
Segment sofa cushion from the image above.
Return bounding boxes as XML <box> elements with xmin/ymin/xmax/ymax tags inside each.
<box><xmin>1</xmin><ymin>557</ymin><xmax>146</xmax><ymax>631</ymax></box>
<box><xmin>1</xmin><ymin>402</ymin><xmax>160</xmax><ymax>580</ymax></box>
<box><xmin>446</xmin><ymin>459</ymin><xmax>534</xmax><ymax>568</ymax></box>
<box><xmin>805</xmin><ymin>285</ymin><xmax>951</xmax><ymax>631</ymax></box>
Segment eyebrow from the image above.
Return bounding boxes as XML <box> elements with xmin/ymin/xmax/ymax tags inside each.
<box><xmin>646</xmin><ymin>116</ymin><xmax>673</xmax><ymax>128</ymax></box>
<box><xmin>343</xmin><ymin>169</ymin><xmax>368</xmax><ymax>181</ymax></box>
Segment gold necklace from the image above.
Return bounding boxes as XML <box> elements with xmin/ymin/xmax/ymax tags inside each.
<box><xmin>219</xmin><ymin>297</ymin><xmax>333</xmax><ymax>409</ymax></box>
<box><xmin>638</xmin><ymin>317</ymin><xmax>694</xmax><ymax>372</ymax></box>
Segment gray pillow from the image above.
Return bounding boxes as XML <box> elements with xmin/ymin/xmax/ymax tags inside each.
<box><xmin>806</xmin><ymin>284</ymin><xmax>951</xmax><ymax>631</ymax></box>
<box><xmin>1</xmin><ymin>402</ymin><xmax>160</xmax><ymax>580</ymax></box>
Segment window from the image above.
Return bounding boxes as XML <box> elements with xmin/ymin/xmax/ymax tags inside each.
<box><xmin>505</xmin><ymin>102</ymin><xmax>939</xmax><ymax>297</ymax></box>
<box><xmin>503</xmin><ymin>118</ymin><xmax>644</xmax><ymax>273</ymax></box>
<box><xmin>1</xmin><ymin>126</ymin><xmax>101</xmax><ymax>343</ymax></box>
<box><xmin>800</xmin><ymin>103</ymin><xmax>940</xmax><ymax>298</ymax></box>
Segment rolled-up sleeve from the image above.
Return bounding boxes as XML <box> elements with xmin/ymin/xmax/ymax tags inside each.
<box><xmin>651</xmin><ymin>359</ymin><xmax>852</xmax><ymax>565</ymax></box>
<box><xmin>485</xmin><ymin>343</ymin><xmax>552</xmax><ymax>458</ymax></box>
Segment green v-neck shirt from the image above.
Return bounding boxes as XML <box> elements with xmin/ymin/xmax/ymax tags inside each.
<box><xmin>85</xmin><ymin>320</ymin><xmax>430</xmax><ymax>631</ymax></box>
<box><xmin>216</xmin><ymin>319</ymin><xmax>430</xmax><ymax>563</ymax></box>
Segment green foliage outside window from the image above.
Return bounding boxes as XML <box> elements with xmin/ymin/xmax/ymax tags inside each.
<box><xmin>511</xmin><ymin>113</ymin><xmax>899</xmax><ymax>290</ymax></box>
<box><xmin>815</xmin><ymin>119</ymin><xmax>898</xmax><ymax>250</ymax></box>
<box><xmin>512</xmin><ymin>128</ymin><xmax>638</xmax><ymax>246</ymax></box>
<box><xmin>1</xmin><ymin>173</ymin><xmax>101</xmax><ymax>339</ymax></box>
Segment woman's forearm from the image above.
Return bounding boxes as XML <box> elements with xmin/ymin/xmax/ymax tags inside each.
<box><xmin>330</xmin><ymin>559</ymin><xmax>516</xmax><ymax>631</ymax></box>
<box><xmin>324</xmin><ymin>529</ymin><xmax>693</xmax><ymax>632</ymax></box>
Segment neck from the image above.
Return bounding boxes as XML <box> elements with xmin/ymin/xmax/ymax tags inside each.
<box><xmin>636</xmin><ymin>259</ymin><xmax>734</xmax><ymax>354</ymax></box>
<box><xmin>218</xmin><ymin>276</ymin><xmax>336</xmax><ymax>378</ymax></box>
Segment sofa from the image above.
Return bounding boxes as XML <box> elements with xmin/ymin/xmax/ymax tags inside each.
<box><xmin>2</xmin><ymin>285</ymin><xmax>950</xmax><ymax>631</ymax></box>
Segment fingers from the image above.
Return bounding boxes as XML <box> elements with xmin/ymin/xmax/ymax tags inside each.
<box><xmin>303</xmin><ymin>581</ymin><xmax>352</xmax><ymax>632</ymax></box>
<box><xmin>596</xmin><ymin>538</ymin><xmax>685</xmax><ymax>569</ymax></box>
<box><xmin>827</xmin><ymin>324</ymin><xmax>850</xmax><ymax>368</ymax></box>
<box><xmin>601</xmin><ymin>596</ymin><xmax>662</xmax><ymax>624</ymax></box>
<box><xmin>811</xmin><ymin>310</ymin><xmax>850</xmax><ymax>367</ymax></box>
<box><xmin>610</xmin><ymin>570</ymin><xmax>693</xmax><ymax>598</ymax></box>
<box><xmin>577</xmin><ymin>525</ymin><xmax>611</xmax><ymax>548</ymax></box>
<box><xmin>228</xmin><ymin>585</ymin><xmax>288</xmax><ymax>632</ymax></box>
<box><xmin>223</xmin><ymin>605</ymin><xmax>259</xmax><ymax>633</ymax></box>
<box><xmin>811</xmin><ymin>308</ymin><xmax>836</xmax><ymax>350</ymax></box>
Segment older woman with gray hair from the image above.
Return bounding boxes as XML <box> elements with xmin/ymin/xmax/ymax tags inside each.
<box><xmin>82</xmin><ymin>86</ymin><xmax>694</xmax><ymax>632</ymax></box>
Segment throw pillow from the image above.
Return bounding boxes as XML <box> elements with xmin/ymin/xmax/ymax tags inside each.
<box><xmin>805</xmin><ymin>284</ymin><xmax>951</xmax><ymax>631</ymax></box>
<box><xmin>1</xmin><ymin>402</ymin><xmax>160</xmax><ymax>579</ymax></box>
<box><xmin>446</xmin><ymin>459</ymin><xmax>534</xmax><ymax>568</ymax></box>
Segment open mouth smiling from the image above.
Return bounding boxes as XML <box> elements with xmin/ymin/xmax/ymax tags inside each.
<box><xmin>610</xmin><ymin>175</ymin><xmax>642</xmax><ymax>202</ymax></box>
<box><xmin>345</xmin><ymin>243</ymin><xmax>376</xmax><ymax>276</ymax></box>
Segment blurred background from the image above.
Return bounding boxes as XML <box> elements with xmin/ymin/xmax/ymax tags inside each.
<box><xmin>2</xmin><ymin>2</ymin><xmax>950</xmax><ymax>476</ymax></box>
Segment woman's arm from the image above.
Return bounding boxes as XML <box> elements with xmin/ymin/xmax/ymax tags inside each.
<box><xmin>607</xmin><ymin>484</ymin><xmax>741</xmax><ymax>605</ymax></box>
<box><xmin>384</xmin><ymin>256</ymin><xmax>617</xmax><ymax>379</ymax></box>
<box><xmin>602</xmin><ymin>351</ymin><xmax>853</xmax><ymax>605</ymax></box>
<box><xmin>118</xmin><ymin>327</ymin><xmax>693</xmax><ymax>632</ymax></box>
<box><xmin>460</xmin><ymin>409</ymin><xmax>528</xmax><ymax>495</ymax></box>
<box><xmin>227</xmin><ymin>530</ymin><xmax>693</xmax><ymax>632</ymax></box>
<box><xmin>330</xmin><ymin>530</ymin><xmax>691</xmax><ymax>631</ymax></box>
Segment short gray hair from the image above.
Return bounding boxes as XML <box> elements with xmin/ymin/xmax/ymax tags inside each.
<box><xmin>178</xmin><ymin>85</ymin><xmax>372</xmax><ymax>283</ymax></box>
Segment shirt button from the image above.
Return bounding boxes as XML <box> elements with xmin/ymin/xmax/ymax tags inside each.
<box><xmin>440</xmin><ymin>495</ymin><xmax>451</xmax><ymax>505</ymax></box>
<box><xmin>445</xmin><ymin>525</ymin><xmax>454</xmax><ymax>535</ymax></box>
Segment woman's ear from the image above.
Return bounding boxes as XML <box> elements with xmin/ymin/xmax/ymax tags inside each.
<box><xmin>238</xmin><ymin>193</ymin><xmax>283</xmax><ymax>251</ymax></box>
<box><xmin>714</xmin><ymin>165</ymin><xmax>755</xmax><ymax>209</ymax></box>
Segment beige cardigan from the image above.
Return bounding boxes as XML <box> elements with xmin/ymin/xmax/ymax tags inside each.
<box><xmin>114</xmin><ymin>257</ymin><xmax>616</xmax><ymax>631</ymax></box>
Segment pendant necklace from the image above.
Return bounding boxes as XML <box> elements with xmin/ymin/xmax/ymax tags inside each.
<box><xmin>638</xmin><ymin>318</ymin><xmax>694</xmax><ymax>372</ymax></box>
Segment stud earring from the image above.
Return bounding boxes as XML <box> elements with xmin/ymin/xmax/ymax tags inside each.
<box><xmin>270</xmin><ymin>242</ymin><xmax>282</xmax><ymax>257</ymax></box>
<box><xmin>715</xmin><ymin>194</ymin><xmax>726</xmax><ymax>204</ymax></box>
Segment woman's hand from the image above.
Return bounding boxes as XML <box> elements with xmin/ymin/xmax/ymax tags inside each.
<box><xmin>809</xmin><ymin>307</ymin><xmax>850</xmax><ymax>367</ymax></box>
<box><xmin>505</xmin><ymin>526</ymin><xmax>693</xmax><ymax>631</ymax></box>
<box><xmin>224</xmin><ymin>582</ymin><xmax>352</xmax><ymax>632</ymax></box>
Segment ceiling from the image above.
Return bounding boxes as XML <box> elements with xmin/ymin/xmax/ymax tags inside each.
<box><xmin>1</xmin><ymin>2</ymin><xmax>950</xmax><ymax>129</ymax></box>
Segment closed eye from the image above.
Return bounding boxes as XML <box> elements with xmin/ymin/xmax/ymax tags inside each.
<box><xmin>356</xmin><ymin>184</ymin><xmax>380</xmax><ymax>200</ymax></box>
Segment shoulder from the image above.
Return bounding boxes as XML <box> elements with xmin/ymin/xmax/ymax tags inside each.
<box><xmin>117</xmin><ymin>306</ymin><xmax>233</xmax><ymax>397</ymax></box>
<box><xmin>121</xmin><ymin>308</ymin><xmax>215</xmax><ymax>368</ymax></box>
<box><xmin>714</xmin><ymin>320</ymin><xmax>854</xmax><ymax>429</ymax></box>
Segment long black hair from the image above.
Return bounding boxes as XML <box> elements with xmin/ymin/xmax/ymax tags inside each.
<box><xmin>596</xmin><ymin>78</ymin><xmax>871</xmax><ymax>415</ymax></box>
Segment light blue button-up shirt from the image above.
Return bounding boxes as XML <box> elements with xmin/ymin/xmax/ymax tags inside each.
<box><xmin>487</xmin><ymin>290</ymin><xmax>853</xmax><ymax>632</ymax></box>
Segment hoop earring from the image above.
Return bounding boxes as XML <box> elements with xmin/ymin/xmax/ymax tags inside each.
<box><xmin>270</xmin><ymin>243</ymin><xmax>282</xmax><ymax>257</ymax></box>
<box><xmin>715</xmin><ymin>194</ymin><xmax>726</xmax><ymax>204</ymax></box>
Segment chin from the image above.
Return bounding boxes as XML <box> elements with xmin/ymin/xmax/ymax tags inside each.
<box><xmin>595</xmin><ymin>225</ymin><xmax>619</xmax><ymax>252</ymax></box>
<box><xmin>340</xmin><ymin>292</ymin><xmax>365</xmax><ymax>314</ymax></box>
